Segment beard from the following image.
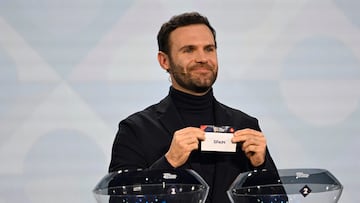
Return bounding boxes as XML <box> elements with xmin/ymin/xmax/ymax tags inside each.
<box><xmin>168</xmin><ymin>58</ymin><xmax>217</xmax><ymax>94</ymax></box>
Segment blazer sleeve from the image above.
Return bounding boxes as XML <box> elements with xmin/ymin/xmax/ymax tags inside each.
<box><xmin>108</xmin><ymin>119</ymin><xmax>148</xmax><ymax>172</ymax></box>
<box><xmin>109</xmin><ymin>113</ymin><xmax>175</xmax><ymax>172</ymax></box>
<box><xmin>149</xmin><ymin>156</ymin><xmax>175</xmax><ymax>170</ymax></box>
<box><xmin>253</xmin><ymin>147</ymin><xmax>277</xmax><ymax>171</ymax></box>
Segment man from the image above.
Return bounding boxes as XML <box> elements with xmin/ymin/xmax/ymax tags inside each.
<box><xmin>109</xmin><ymin>12</ymin><xmax>278</xmax><ymax>202</ymax></box>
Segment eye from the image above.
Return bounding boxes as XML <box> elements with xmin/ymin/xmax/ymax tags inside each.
<box><xmin>205</xmin><ymin>45</ymin><xmax>216</xmax><ymax>52</ymax></box>
<box><xmin>183</xmin><ymin>46</ymin><xmax>194</xmax><ymax>53</ymax></box>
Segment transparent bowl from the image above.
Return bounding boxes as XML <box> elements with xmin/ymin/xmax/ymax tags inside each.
<box><xmin>227</xmin><ymin>168</ymin><xmax>343</xmax><ymax>203</ymax></box>
<box><xmin>93</xmin><ymin>169</ymin><xmax>209</xmax><ymax>203</ymax></box>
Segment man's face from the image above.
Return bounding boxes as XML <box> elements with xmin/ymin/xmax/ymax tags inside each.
<box><xmin>167</xmin><ymin>24</ymin><xmax>218</xmax><ymax>95</ymax></box>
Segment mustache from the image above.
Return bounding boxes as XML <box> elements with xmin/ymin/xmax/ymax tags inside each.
<box><xmin>168</xmin><ymin>63</ymin><xmax>215</xmax><ymax>74</ymax></box>
<box><xmin>188</xmin><ymin>64</ymin><xmax>214</xmax><ymax>71</ymax></box>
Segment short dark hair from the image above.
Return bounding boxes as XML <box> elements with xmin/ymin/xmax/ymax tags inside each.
<box><xmin>157</xmin><ymin>12</ymin><xmax>217</xmax><ymax>55</ymax></box>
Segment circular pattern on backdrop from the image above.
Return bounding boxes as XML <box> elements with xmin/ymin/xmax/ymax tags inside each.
<box><xmin>0</xmin><ymin>0</ymin><xmax>134</xmax><ymax>77</ymax></box>
<box><xmin>23</xmin><ymin>130</ymin><xmax>106</xmax><ymax>203</ymax></box>
<box><xmin>334</xmin><ymin>0</ymin><xmax>360</xmax><ymax>28</ymax></box>
<box><xmin>193</xmin><ymin>0</ymin><xmax>275</xmax><ymax>32</ymax></box>
<box><xmin>280</xmin><ymin>36</ymin><xmax>360</xmax><ymax>126</ymax></box>
<box><xmin>158</xmin><ymin>0</ymin><xmax>275</xmax><ymax>32</ymax></box>
<box><xmin>0</xmin><ymin>46</ymin><xmax>58</xmax><ymax>148</ymax></box>
<box><xmin>5</xmin><ymin>0</ymin><xmax>103</xmax><ymax>37</ymax></box>
<box><xmin>0</xmin><ymin>47</ymin><xmax>19</xmax><ymax>146</ymax></box>
<box><xmin>0</xmin><ymin>47</ymin><xmax>17</xmax><ymax>118</ymax></box>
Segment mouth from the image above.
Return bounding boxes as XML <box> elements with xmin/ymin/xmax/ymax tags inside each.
<box><xmin>190</xmin><ymin>65</ymin><xmax>213</xmax><ymax>73</ymax></box>
<box><xmin>193</xmin><ymin>68</ymin><xmax>211</xmax><ymax>73</ymax></box>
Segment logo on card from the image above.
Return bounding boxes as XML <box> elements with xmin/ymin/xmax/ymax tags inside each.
<box><xmin>200</xmin><ymin>125</ymin><xmax>234</xmax><ymax>133</ymax></box>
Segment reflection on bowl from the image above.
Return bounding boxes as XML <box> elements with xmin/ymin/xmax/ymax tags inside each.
<box><xmin>93</xmin><ymin>169</ymin><xmax>209</xmax><ymax>203</ymax></box>
<box><xmin>227</xmin><ymin>168</ymin><xmax>343</xmax><ymax>203</ymax></box>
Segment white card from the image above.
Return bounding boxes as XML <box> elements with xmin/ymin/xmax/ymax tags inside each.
<box><xmin>201</xmin><ymin>132</ymin><xmax>236</xmax><ymax>152</ymax></box>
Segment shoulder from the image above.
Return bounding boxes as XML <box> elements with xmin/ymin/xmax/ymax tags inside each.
<box><xmin>120</xmin><ymin>96</ymin><xmax>171</xmax><ymax>124</ymax></box>
<box><xmin>215</xmin><ymin>100</ymin><xmax>260</xmax><ymax>130</ymax></box>
<box><xmin>216</xmin><ymin>101</ymin><xmax>257</xmax><ymax>121</ymax></box>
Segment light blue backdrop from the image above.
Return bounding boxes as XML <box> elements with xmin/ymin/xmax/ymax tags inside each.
<box><xmin>0</xmin><ymin>0</ymin><xmax>359</xmax><ymax>202</ymax></box>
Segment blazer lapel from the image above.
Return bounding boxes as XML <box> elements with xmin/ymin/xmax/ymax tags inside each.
<box><xmin>156</xmin><ymin>95</ymin><xmax>203</xmax><ymax>169</ymax></box>
<box><xmin>156</xmin><ymin>96</ymin><xmax>233</xmax><ymax>132</ymax></box>
<box><xmin>156</xmin><ymin>95</ymin><xmax>185</xmax><ymax>136</ymax></box>
<box><xmin>214</xmin><ymin>100</ymin><xmax>233</xmax><ymax>126</ymax></box>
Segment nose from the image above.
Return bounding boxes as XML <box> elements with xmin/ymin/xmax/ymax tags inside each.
<box><xmin>194</xmin><ymin>51</ymin><xmax>208</xmax><ymax>64</ymax></box>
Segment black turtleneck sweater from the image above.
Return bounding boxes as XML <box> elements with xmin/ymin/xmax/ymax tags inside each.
<box><xmin>169</xmin><ymin>86</ymin><xmax>215</xmax><ymax>127</ymax></box>
<box><xmin>169</xmin><ymin>87</ymin><xmax>218</xmax><ymax>203</ymax></box>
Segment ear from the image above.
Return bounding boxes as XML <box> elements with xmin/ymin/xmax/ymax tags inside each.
<box><xmin>157</xmin><ymin>51</ymin><xmax>170</xmax><ymax>72</ymax></box>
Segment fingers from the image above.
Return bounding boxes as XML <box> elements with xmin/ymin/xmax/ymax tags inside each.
<box><xmin>173</xmin><ymin>127</ymin><xmax>205</xmax><ymax>148</ymax></box>
<box><xmin>176</xmin><ymin>127</ymin><xmax>205</xmax><ymax>139</ymax></box>
<box><xmin>176</xmin><ymin>135</ymin><xmax>200</xmax><ymax>150</ymax></box>
<box><xmin>232</xmin><ymin>128</ymin><xmax>264</xmax><ymax>143</ymax></box>
<box><xmin>232</xmin><ymin>128</ymin><xmax>267</xmax><ymax>167</ymax></box>
<box><xmin>239</xmin><ymin>135</ymin><xmax>266</xmax><ymax>152</ymax></box>
<box><xmin>232</xmin><ymin>129</ymin><xmax>266</xmax><ymax>149</ymax></box>
<box><xmin>165</xmin><ymin>127</ymin><xmax>205</xmax><ymax>168</ymax></box>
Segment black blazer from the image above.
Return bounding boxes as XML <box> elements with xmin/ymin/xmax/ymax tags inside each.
<box><xmin>109</xmin><ymin>94</ymin><xmax>278</xmax><ymax>202</ymax></box>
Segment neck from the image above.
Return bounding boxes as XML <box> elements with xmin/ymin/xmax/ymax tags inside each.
<box><xmin>169</xmin><ymin>86</ymin><xmax>214</xmax><ymax>112</ymax></box>
<box><xmin>171</xmin><ymin>85</ymin><xmax>211</xmax><ymax>96</ymax></box>
<box><xmin>169</xmin><ymin>86</ymin><xmax>215</xmax><ymax>126</ymax></box>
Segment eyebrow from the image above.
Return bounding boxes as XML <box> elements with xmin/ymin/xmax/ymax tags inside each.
<box><xmin>178</xmin><ymin>44</ymin><xmax>216</xmax><ymax>51</ymax></box>
<box><xmin>204</xmin><ymin>44</ymin><xmax>216</xmax><ymax>49</ymax></box>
